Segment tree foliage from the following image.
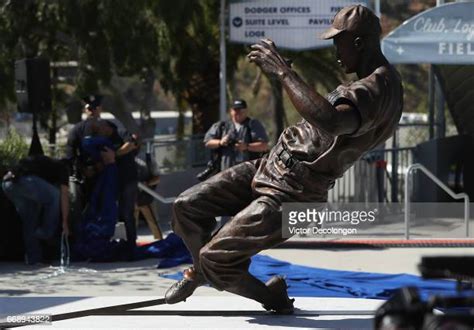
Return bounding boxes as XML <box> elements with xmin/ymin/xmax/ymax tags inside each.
<box><xmin>0</xmin><ymin>0</ymin><xmax>346</xmax><ymax>138</ymax></box>
<box><xmin>153</xmin><ymin>0</ymin><xmax>245</xmax><ymax>133</ymax></box>
<box><xmin>0</xmin><ymin>0</ymin><xmax>244</xmax><ymax>135</ymax></box>
<box><xmin>0</xmin><ymin>128</ymin><xmax>29</xmax><ymax>172</ymax></box>
<box><xmin>0</xmin><ymin>1</ymin><xmax>158</xmax><ymax>134</ymax></box>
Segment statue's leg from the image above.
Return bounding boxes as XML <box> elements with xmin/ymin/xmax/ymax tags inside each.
<box><xmin>199</xmin><ymin>196</ymin><xmax>294</xmax><ymax>313</ymax></box>
<box><xmin>166</xmin><ymin>161</ymin><xmax>258</xmax><ymax>304</ymax></box>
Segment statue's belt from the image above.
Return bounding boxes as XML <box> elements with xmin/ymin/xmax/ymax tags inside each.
<box><xmin>274</xmin><ymin>144</ymin><xmax>299</xmax><ymax>170</ymax></box>
<box><xmin>273</xmin><ymin>144</ymin><xmax>335</xmax><ymax>190</ymax></box>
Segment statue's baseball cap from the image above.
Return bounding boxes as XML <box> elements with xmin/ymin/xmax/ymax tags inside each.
<box><xmin>320</xmin><ymin>5</ymin><xmax>381</xmax><ymax>40</ymax></box>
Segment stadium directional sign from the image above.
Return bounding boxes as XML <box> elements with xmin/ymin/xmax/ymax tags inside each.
<box><xmin>229</xmin><ymin>0</ymin><xmax>369</xmax><ymax>50</ymax></box>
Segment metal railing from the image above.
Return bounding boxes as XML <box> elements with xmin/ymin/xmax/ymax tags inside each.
<box><xmin>328</xmin><ymin>147</ymin><xmax>415</xmax><ymax>203</ymax></box>
<box><xmin>146</xmin><ymin>136</ymin><xmax>416</xmax><ymax>204</ymax></box>
<box><xmin>404</xmin><ymin>163</ymin><xmax>470</xmax><ymax>239</ymax></box>
<box><xmin>137</xmin><ymin>182</ymin><xmax>176</xmax><ymax>204</ymax></box>
<box><xmin>151</xmin><ymin>135</ymin><xmax>208</xmax><ymax>173</ymax></box>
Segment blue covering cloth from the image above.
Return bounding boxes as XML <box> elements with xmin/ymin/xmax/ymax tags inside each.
<box><xmin>83</xmin><ymin>163</ymin><xmax>119</xmax><ymax>238</ymax></box>
<box><xmin>247</xmin><ymin>255</ymin><xmax>462</xmax><ymax>300</ymax></box>
<box><xmin>81</xmin><ymin>136</ymin><xmax>115</xmax><ymax>162</ymax></box>
<box><xmin>72</xmin><ymin>136</ymin><xmax>121</xmax><ymax>261</ymax></box>
<box><xmin>160</xmin><ymin>250</ymin><xmax>466</xmax><ymax>300</ymax></box>
<box><xmin>135</xmin><ymin>233</ymin><xmax>193</xmax><ymax>268</ymax></box>
<box><xmin>73</xmin><ymin>163</ymin><xmax>120</xmax><ymax>261</ymax></box>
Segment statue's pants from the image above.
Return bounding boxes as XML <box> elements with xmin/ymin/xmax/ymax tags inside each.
<box><xmin>172</xmin><ymin>157</ymin><xmax>328</xmax><ymax>300</ymax></box>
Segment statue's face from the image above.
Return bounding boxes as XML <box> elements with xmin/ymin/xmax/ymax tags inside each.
<box><xmin>333</xmin><ymin>31</ymin><xmax>360</xmax><ymax>74</ymax></box>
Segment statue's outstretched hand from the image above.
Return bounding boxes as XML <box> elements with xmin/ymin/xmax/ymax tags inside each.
<box><xmin>247</xmin><ymin>38</ymin><xmax>291</xmax><ymax>78</ymax></box>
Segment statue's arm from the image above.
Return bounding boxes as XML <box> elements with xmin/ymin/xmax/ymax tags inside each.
<box><xmin>248</xmin><ymin>39</ymin><xmax>360</xmax><ymax>136</ymax></box>
<box><xmin>280</xmin><ymin>69</ymin><xmax>360</xmax><ymax>136</ymax></box>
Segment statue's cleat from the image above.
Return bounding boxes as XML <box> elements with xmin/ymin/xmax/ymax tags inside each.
<box><xmin>262</xmin><ymin>275</ymin><xmax>295</xmax><ymax>314</ymax></box>
<box><xmin>165</xmin><ymin>270</ymin><xmax>205</xmax><ymax>304</ymax></box>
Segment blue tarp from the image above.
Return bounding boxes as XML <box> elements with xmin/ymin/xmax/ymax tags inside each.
<box><xmin>74</xmin><ymin>232</ymin><xmax>468</xmax><ymax>301</ymax></box>
<box><xmin>72</xmin><ymin>164</ymin><xmax>120</xmax><ymax>261</ymax></box>
<box><xmin>135</xmin><ymin>233</ymin><xmax>193</xmax><ymax>268</ymax></box>
<box><xmin>161</xmin><ymin>251</ymin><xmax>465</xmax><ymax>300</ymax></box>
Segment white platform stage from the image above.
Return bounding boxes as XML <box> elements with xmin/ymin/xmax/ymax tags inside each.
<box><xmin>0</xmin><ymin>296</ymin><xmax>384</xmax><ymax>329</ymax></box>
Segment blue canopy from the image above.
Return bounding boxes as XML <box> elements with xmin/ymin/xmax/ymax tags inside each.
<box><xmin>382</xmin><ymin>2</ymin><xmax>474</xmax><ymax>64</ymax></box>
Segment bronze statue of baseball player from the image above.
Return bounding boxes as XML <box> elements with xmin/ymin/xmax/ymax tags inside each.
<box><xmin>165</xmin><ymin>5</ymin><xmax>403</xmax><ymax>314</ymax></box>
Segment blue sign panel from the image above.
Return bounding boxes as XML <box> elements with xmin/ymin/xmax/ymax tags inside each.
<box><xmin>382</xmin><ymin>2</ymin><xmax>474</xmax><ymax>64</ymax></box>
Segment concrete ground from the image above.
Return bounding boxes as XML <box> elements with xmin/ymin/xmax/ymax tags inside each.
<box><xmin>1</xmin><ymin>296</ymin><xmax>384</xmax><ymax>329</ymax></box>
<box><xmin>1</xmin><ymin>224</ymin><xmax>473</xmax><ymax>329</ymax></box>
<box><xmin>1</xmin><ymin>246</ymin><xmax>473</xmax><ymax>297</ymax></box>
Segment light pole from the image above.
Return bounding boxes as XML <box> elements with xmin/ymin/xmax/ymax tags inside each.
<box><xmin>219</xmin><ymin>0</ymin><xmax>227</xmax><ymax>121</ymax></box>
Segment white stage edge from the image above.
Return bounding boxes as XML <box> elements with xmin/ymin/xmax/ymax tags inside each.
<box><xmin>0</xmin><ymin>296</ymin><xmax>384</xmax><ymax>329</ymax></box>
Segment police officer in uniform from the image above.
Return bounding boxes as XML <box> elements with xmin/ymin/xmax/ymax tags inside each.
<box><xmin>204</xmin><ymin>99</ymin><xmax>269</xmax><ymax>171</ymax></box>
<box><xmin>65</xmin><ymin>95</ymin><xmax>105</xmax><ymax>204</ymax></box>
<box><xmin>66</xmin><ymin>95</ymin><xmax>139</xmax><ymax>255</ymax></box>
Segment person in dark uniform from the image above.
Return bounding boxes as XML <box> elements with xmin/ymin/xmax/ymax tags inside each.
<box><xmin>106</xmin><ymin>121</ymin><xmax>140</xmax><ymax>256</ymax></box>
<box><xmin>204</xmin><ymin>99</ymin><xmax>269</xmax><ymax>171</ymax></box>
<box><xmin>165</xmin><ymin>5</ymin><xmax>403</xmax><ymax>314</ymax></box>
<box><xmin>65</xmin><ymin>95</ymin><xmax>114</xmax><ymax>242</ymax></box>
<box><xmin>65</xmin><ymin>95</ymin><xmax>105</xmax><ymax>202</ymax></box>
<box><xmin>65</xmin><ymin>95</ymin><xmax>139</xmax><ymax>255</ymax></box>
